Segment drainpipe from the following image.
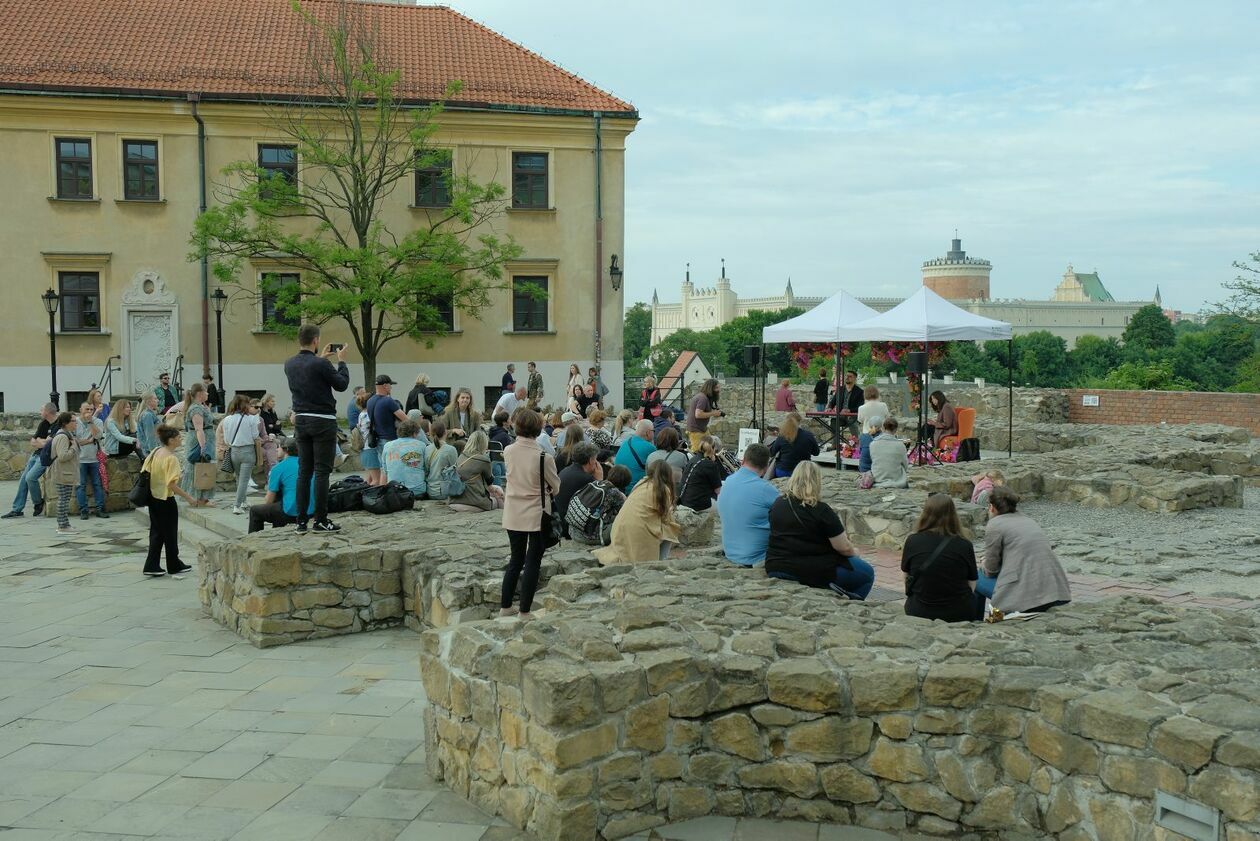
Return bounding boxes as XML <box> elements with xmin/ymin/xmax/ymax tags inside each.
<box><xmin>188</xmin><ymin>93</ymin><xmax>211</xmax><ymax>377</ymax></box>
<box><xmin>593</xmin><ymin>111</ymin><xmax>603</xmax><ymax>370</ymax></box>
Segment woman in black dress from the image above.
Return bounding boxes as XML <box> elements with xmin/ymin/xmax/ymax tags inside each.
<box><xmin>901</xmin><ymin>494</ymin><xmax>978</xmax><ymax>622</ymax></box>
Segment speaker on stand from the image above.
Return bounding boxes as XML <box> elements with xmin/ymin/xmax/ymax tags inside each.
<box><xmin>905</xmin><ymin>351</ymin><xmax>938</xmax><ymax>467</ymax></box>
<box><xmin>743</xmin><ymin>345</ymin><xmax>762</xmax><ymax>430</ymax></box>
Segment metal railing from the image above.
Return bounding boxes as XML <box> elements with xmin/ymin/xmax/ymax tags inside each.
<box><xmin>91</xmin><ymin>355</ymin><xmax>122</xmax><ymax>400</ymax></box>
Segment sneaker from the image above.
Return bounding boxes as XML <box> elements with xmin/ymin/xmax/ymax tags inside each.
<box><xmin>232</xmin><ymin>506</ymin><xmax>244</xmax><ymax>515</ymax></box>
<box><xmin>79</xmin><ymin>511</ymin><xmax>90</xmax><ymax>521</ymax></box>
<box><xmin>56</xmin><ymin>526</ymin><xmax>75</xmax><ymax>535</ymax></box>
<box><xmin>294</xmin><ymin>521</ymin><xmax>308</xmax><ymax>535</ymax></box>
<box><xmin>95</xmin><ymin>511</ymin><xmax>110</xmax><ymax>519</ymax></box>
<box><xmin>248</xmin><ymin>479</ymin><xmax>259</xmax><ymax>491</ymax></box>
<box><xmin>1</xmin><ymin>510</ymin><xmax>22</xmax><ymax>519</ymax></box>
<box><xmin>143</xmin><ymin>569</ymin><xmax>166</xmax><ymax>577</ymax></box>
<box><xmin>33</xmin><ymin>503</ymin><xmax>44</xmax><ymax>517</ymax></box>
<box><xmin>169</xmin><ymin>563</ymin><xmax>193</xmax><ymax>575</ymax></box>
<box><xmin>828</xmin><ymin>582</ymin><xmax>857</xmax><ymax>600</ymax></box>
<box><xmin>312</xmin><ymin>519</ymin><xmax>341</xmax><ymax>533</ymax></box>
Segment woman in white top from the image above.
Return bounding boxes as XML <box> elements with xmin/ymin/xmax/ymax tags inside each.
<box><xmin>566</xmin><ymin>363</ymin><xmax>584</xmax><ymax>394</ymax></box>
<box><xmin>856</xmin><ymin>385</ymin><xmax>891</xmax><ymax>429</ymax></box>
<box><xmin>219</xmin><ymin>394</ymin><xmax>260</xmax><ymax>514</ymax></box>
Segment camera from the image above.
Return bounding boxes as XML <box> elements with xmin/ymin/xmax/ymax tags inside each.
<box><xmin>329</xmin><ymin>343</ymin><xmax>345</xmax><ymax>352</ymax></box>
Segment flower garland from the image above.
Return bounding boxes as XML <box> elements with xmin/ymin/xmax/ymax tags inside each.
<box><xmin>869</xmin><ymin>341</ymin><xmax>948</xmax><ymax>367</ymax></box>
<box><xmin>788</xmin><ymin>342</ymin><xmax>853</xmax><ymax>372</ymax></box>
<box><xmin>907</xmin><ymin>371</ymin><xmax>922</xmax><ymax>412</ymax></box>
<box><xmin>837</xmin><ymin>432</ymin><xmax>859</xmax><ymax>459</ymax></box>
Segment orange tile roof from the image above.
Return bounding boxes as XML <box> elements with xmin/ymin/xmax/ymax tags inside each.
<box><xmin>658</xmin><ymin>350</ymin><xmax>698</xmax><ymax>393</ymax></box>
<box><xmin>0</xmin><ymin>0</ymin><xmax>635</xmax><ymax>116</ymax></box>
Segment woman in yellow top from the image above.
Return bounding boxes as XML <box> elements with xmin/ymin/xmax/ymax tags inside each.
<box><xmin>144</xmin><ymin>425</ymin><xmax>212</xmax><ymax>577</ymax></box>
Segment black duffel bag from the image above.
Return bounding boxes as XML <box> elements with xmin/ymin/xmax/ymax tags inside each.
<box><xmin>327</xmin><ymin>475</ymin><xmax>368</xmax><ymax>513</ymax></box>
<box><xmin>361</xmin><ymin>481</ymin><xmax>415</xmax><ymax>515</ymax></box>
<box><xmin>956</xmin><ymin>437</ymin><xmax>981</xmax><ymax>462</ymax></box>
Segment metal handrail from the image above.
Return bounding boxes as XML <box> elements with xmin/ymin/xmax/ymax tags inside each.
<box><xmin>91</xmin><ymin>355</ymin><xmax>122</xmax><ymax>400</ymax></box>
<box><xmin>172</xmin><ymin>354</ymin><xmax>185</xmax><ymax>393</ymax></box>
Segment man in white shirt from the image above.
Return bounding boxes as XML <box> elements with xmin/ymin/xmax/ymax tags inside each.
<box><xmin>494</xmin><ymin>386</ymin><xmax>527</xmax><ymax>419</ymax></box>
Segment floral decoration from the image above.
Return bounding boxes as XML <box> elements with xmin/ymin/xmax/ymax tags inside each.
<box><xmin>907</xmin><ymin>443</ymin><xmax>959</xmax><ymax>466</ymax></box>
<box><xmin>788</xmin><ymin>342</ymin><xmax>853</xmax><ymax>372</ymax></box>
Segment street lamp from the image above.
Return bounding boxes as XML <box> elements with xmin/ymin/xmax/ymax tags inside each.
<box><xmin>210</xmin><ymin>287</ymin><xmax>228</xmax><ymax>411</ymax></box>
<box><xmin>608</xmin><ymin>254</ymin><xmax>623</xmax><ymax>292</ymax></box>
<box><xmin>41</xmin><ymin>288</ymin><xmax>60</xmax><ymax>408</ymax></box>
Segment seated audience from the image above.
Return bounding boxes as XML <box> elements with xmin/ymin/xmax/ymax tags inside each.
<box><xmin>901</xmin><ymin>493</ymin><xmax>979</xmax><ymax>622</ymax></box>
<box><xmin>578</xmin><ymin>383</ymin><xmax>600</xmax><ymax>418</ymax></box>
<box><xmin>981</xmin><ymin>487</ymin><xmax>1072</xmax><ymax>614</ymax></box>
<box><xmin>765</xmin><ymin>462</ymin><xmax>874</xmax><ymax>599</ymax></box>
<box><xmin>594</xmin><ymin>460</ymin><xmax>680</xmax><ymax>565</ymax></box>
<box><xmin>555</xmin><ymin>411</ymin><xmax>581</xmax><ymax>448</ymax></box>
<box><xmin>586</xmin><ymin>409</ymin><xmax>614</xmax><ymax>454</ymax></box>
<box><xmin>248</xmin><ymin>440</ymin><xmax>314</xmax><ymax>532</ymax></box>
<box><xmin>677</xmin><ymin>435</ymin><xmax>724</xmax><ymax>512</ymax></box>
<box><xmin>856</xmin><ymin>385</ymin><xmax>889</xmax><ymax>430</ymax></box>
<box><xmin>442</xmin><ymin>388</ymin><xmax>481</xmax><ymax>440</ymax></box>
<box><xmin>404</xmin><ymin>410</ymin><xmax>433</xmax><ymax>443</ymax></box>
<box><xmin>768</xmin><ymin>412</ymin><xmax>820</xmax><ymax>479</ymax></box>
<box><xmin>716</xmin><ymin>443</ymin><xmax>781</xmax><ymax>567</ymax></box>
<box><xmin>646</xmin><ymin>426</ymin><xmax>689</xmax><ymax>480</ymax></box>
<box><xmin>554</xmin><ymin>442</ymin><xmax>602</xmax><ymax>533</ymax></box>
<box><xmin>925</xmin><ymin>390</ymin><xmax>958</xmax><ymax>447</ymax></box>
<box><xmin>614</xmin><ymin>419</ymin><xmax>657</xmax><ymax>487</ymax></box>
<box><xmin>970</xmin><ymin>469</ymin><xmax>1005</xmax><ymax>508</ymax></box>
<box><xmin>567</xmin><ymin>464</ymin><xmax>632</xmax><ymax>547</ymax></box>
<box><xmin>489</xmin><ymin>411</ymin><xmax>514</xmax><ymax>451</ymax></box>
<box><xmin>612</xmin><ymin>410</ymin><xmax>637</xmax><ymax>445</ymax></box>
<box><xmin>424</xmin><ymin>422</ymin><xmax>460</xmax><ymax>500</ymax></box>
<box><xmin>566</xmin><ymin>385</ymin><xmax>586</xmax><ymax>418</ymax></box>
<box><xmin>869</xmin><ymin>417</ymin><xmax>910</xmax><ymax>488</ymax></box>
<box><xmin>555</xmin><ymin>422</ymin><xmax>586</xmax><ymax>472</ymax></box>
<box><xmin>104</xmin><ymin>400</ymin><xmax>140</xmax><ymax>458</ymax></box>
<box><xmin>774</xmin><ymin>379</ymin><xmax>796</xmax><ymax>412</ymax></box>
<box><xmin>858</xmin><ymin>416</ymin><xmax>883</xmax><ymax>474</ymax></box>
<box><xmin>544</xmin><ymin>411</ymin><xmax>563</xmax><ymax>438</ymax></box>
<box><xmin>383</xmin><ymin>419</ymin><xmax>430</xmax><ymax>497</ymax></box>
<box><xmin>449</xmin><ymin>430</ymin><xmax>503</xmax><ymax>512</ymax></box>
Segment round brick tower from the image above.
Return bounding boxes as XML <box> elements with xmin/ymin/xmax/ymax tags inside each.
<box><xmin>921</xmin><ymin>236</ymin><xmax>991</xmax><ymax>300</ymax></box>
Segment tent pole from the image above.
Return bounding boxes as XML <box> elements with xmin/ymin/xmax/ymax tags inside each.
<box><xmin>759</xmin><ymin>342</ymin><xmax>766</xmax><ymax>433</ymax></box>
<box><xmin>1007</xmin><ymin>338</ymin><xmax>1013</xmax><ymax>458</ymax></box>
<box><xmin>834</xmin><ymin>344</ymin><xmax>842</xmax><ymax>466</ymax></box>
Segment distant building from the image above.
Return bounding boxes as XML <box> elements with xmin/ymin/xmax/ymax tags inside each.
<box><xmin>649</xmin><ymin>237</ymin><xmax>1156</xmax><ymax>349</ymax></box>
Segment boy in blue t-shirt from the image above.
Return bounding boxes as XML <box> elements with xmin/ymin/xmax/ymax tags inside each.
<box><xmin>248</xmin><ymin>441</ymin><xmax>315</xmax><ymax>532</ymax></box>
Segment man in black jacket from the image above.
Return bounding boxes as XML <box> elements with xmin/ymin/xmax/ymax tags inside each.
<box><xmin>284</xmin><ymin>324</ymin><xmax>350</xmax><ymax>533</ymax></box>
<box><xmin>828</xmin><ymin>370</ymin><xmax>865</xmax><ymax>435</ymax></box>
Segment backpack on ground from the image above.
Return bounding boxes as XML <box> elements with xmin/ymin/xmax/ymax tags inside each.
<box><xmin>362</xmin><ymin>481</ymin><xmax>415</xmax><ymax>515</ymax></box>
<box><xmin>327</xmin><ymin>475</ymin><xmax>368</xmax><ymax>513</ymax></box>
<box><xmin>565</xmin><ymin>480</ymin><xmax>614</xmax><ymax>545</ymax></box>
<box><xmin>956</xmin><ymin>438</ymin><xmax>981</xmax><ymax>462</ymax></box>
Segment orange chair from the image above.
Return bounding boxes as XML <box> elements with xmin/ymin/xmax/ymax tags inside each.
<box><xmin>939</xmin><ymin>407</ymin><xmax>975</xmax><ymax>451</ymax></box>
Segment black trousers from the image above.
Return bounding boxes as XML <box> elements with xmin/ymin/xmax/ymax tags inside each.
<box><xmin>248</xmin><ymin>501</ymin><xmax>293</xmax><ymax>533</ymax></box>
<box><xmin>294</xmin><ymin>415</ymin><xmax>338</xmax><ymax>522</ymax></box>
<box><xmin>502</xmin><ymin>529</ymin><xmax>544</xmax><ymax>612</ymax></box>
<box><xmin>145</xmin><ymin>496</ymin><xmax>180</xmax><ymax>573</ymax></box>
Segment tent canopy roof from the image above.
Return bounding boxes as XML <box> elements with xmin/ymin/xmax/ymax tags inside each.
<box><xmin>761</xmin><ymin>289</ymin><xmax>879</xmax><ymax>343</ymax></box>
<box><xmin>837</xmin><ymin>286</ymin><xmax>1012</xmax><ymax>342</ymax></box>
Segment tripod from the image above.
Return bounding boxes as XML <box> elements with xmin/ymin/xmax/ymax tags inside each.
<box><xmin>906</xmin><ymin>353</ymin><xmax>940</xmax><ymax>467</ymax></box>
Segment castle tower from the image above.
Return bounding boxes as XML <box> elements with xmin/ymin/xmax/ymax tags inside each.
<box><xmin>921</xmin><ymin>235</ymin><xmax>992</xmax><ymax>300</ymax></box>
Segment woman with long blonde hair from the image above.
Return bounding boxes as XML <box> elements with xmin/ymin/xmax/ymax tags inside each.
<box><xmin>442</xmin><ymin>387</ymin><xmax>481</xmax><ymax>440</ymax></box>
<box><xmin>767</xmin><ymin>411</ymin><xmax>819</xmax><ymax>479</ymax></box>
<box><xmin>612</xmin><ymin>409</ymin><xmax>636</xmax><ymax>444</ymax></box>
<box><xmin>103</xmin><ymin>399</ymin><xmax>139</xmax><ymax>458</ymax></box>
<box><xmin>595</xmin><ymin>460</ymin><xmax>681</xmax><ymax>565</ymax></box>
<box><xmin>765</xmin><ymin>461</ymin><xmax>874</xmax><ymax>599</ymax></box>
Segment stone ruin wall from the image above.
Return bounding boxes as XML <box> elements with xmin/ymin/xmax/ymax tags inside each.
<box><xmin>420</xmin><ymin>561</ymin><xmax>1260</xmax><ymax>841</ymax></box>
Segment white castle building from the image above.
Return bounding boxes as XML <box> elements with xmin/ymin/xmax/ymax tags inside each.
<box><xmin>649</xmin><ymin>239</ymin><xmax>1158</xmax><ymax>348</ymax></box>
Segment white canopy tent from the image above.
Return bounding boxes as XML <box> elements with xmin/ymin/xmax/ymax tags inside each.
<box><xmin>760</xmin><ymin>289</ymin><xmax>879</xmax><ymax>343</ymax></box>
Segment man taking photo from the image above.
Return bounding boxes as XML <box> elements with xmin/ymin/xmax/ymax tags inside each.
<box><xmin>283</xmin><ymin>324</ymin><xmax>350</xmax><ymax>533</ymax></box>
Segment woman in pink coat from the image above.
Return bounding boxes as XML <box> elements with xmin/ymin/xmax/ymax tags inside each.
<box><xmin>774</xmin><ymin>379</ymin><xmax>796</xmax><ymax>412</ymax></box>
<box><xmin>500</xmin><ymin>409</ymin><xmax>561</xmax><ymax>619</ymax></box>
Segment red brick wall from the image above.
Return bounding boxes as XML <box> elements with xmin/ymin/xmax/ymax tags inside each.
<box><xmin>1066</xmin><ymin>388</ymin><xmax>1260</xmax><ymax>436</ymax></box>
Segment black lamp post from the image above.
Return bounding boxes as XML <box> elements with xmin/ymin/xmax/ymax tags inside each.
<box><xmin>609</xmin><ymin>254</ymin><xmax>623</xmax><ymax>292</ymax></box>
<box><xmin>41</xmin><ymin>288</ymin><xmax>60</xmax><ymax>408</ymax></box>
<box><xmin>211</xmin><ymin>287</ymin><xmax>227</xmax><ymax>411</ymax></box>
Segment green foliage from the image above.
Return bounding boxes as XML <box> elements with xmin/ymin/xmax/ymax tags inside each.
<box><xmin>1218</xmin><ymin>251</ymin><xmax>1260</xmax><ymax>320</ymax></box>
<box><xmin>1101</xmin><ymin>361</ymin><xmax>1193</xmax><ymax>391</ymax></box>
<box><xmin>709</xmin><ymin>308</ymin><xmax>805</xmax><ymax>377</ymax></box>
<box><xmin>1015</xmin><ymin>331</ymin><xmax>1070</xmax><ymax>388</ymax></box>
<box><xmin>1230</xmin><ymin>352</ymin><xmax>1260</xmax><ymax>393</ymax></box>
<box><xmin>1069</xmin><ymin>335</ymin><xmax>1123</xmax><ymax>382</ymax></box>
<box><xmin>1121</xmin><ymin>304</ymin><xmax>1176</xmax><ymax>353</ymax></box>
<box><xmin>641</xmin><ymin>329</ymin><xmax>730</xmax><ymax>380</ymax></box>
<box><xmin>623</xmin><ymin>303</ymin><xmax>652</xmax><ymax>371</ymax></box>
<box><xmin>189</xmin><ymin>2</ymin><xmax>520</xmax><ymax>384</ymax></box>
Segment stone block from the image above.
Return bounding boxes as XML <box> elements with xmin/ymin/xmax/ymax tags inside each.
<box><xmin>1072</xmin><ymin>687</ymin><xmax>1176</xmax><ymax>748</ymax></box>
<box><xmin>1217</xmin><ymin>732</ymin><xmax>1260</xmax><ymax>771</ymax></box>
<box><xmin>674</xmin><ymin>506</ymin><xmax>715</xmax><ymax>546</ymax></box>
<box><xmin>1087</xmin><ymin>794</ymin><xmax>1138</xmax><ymax>841</ymax></box>
<box><xmin>706</xmin><ymin>712</ymin><xmax>765</xmax><ymax>761</ymax></box>
<box><xmin>636</xmin><ymin>648</ymin><xmax>693</xmax><ymax>694</ymax></box>
<box><xmin>253</xmin><ymin>551</ymin><xmax>302</xmax><ymax>587</ymax></box>
<box><xmin>666</xmin><ymin>785</ymin><xmax>714</xmax><ymax>821</ymax></box>
<box><xmin>1100</xmin><ymin>754</ymin><xmax>1185</xmax><ymax>798</ymax></box>
<box><xmin>888</xmin><ymin>782</ymin><xmax>962</xmax><ymax>820</ymax></box>
<box><xmin>962</xmin><ymin>784</ymin><xmax>1018</xmax><ymax>829</ymax></box>
<box><xmin>736</xmin><ymin>760</ymin><xmax>820</xmax><ymax>798</ymax></box>
<box><xmin>819</xmin><ymin>763</ymin><xmax>881</xmax><ymax>803</ymax></box>
<box><xmin>530</xmin><ymin>721</ymin><xmax>617</xmax><ymax>771</ymax></box>
<box><xmin>850</xmin><ymin>663</ymin><xmax>920</xmax><ymax>713</ymax></box>
<box><xmin>311</xmin><ymin>607</ymin><xmax>355</xmax><ymax>628</ymax></box>
<box><xmin>529</xmin><ymin>796</ymin><xmax>596</xmax><ymax>841</ymax></box>
<box><xmin>766</xmin><ymin>657</ymin><xmax>847</xmax><ymax>712</ymax></box>
<box><xmin>623</xmin><ymin>694</ymin><xmax>668</xmax><ymax>752</ymax></box>
<box><xmin>290</xmin><ymin>586</ymin><xmax>343</xmax><ymax>610</ymax></box>
<box><xmin>784</xmin><ymin>716</ymin><xmax>873</xmax><ymax>762</ymax></box>
<box><xmin>999</xmin><ymin>743</ymin><xmax>1035</xmax><ymax>783</ymax></box>
<box><xmin>1045</xmin><ymin>781</ymin><xmax>1082</xmax><ymax>833</ymax></box>
<box><xmin>969</xmin><ymin>706</ymin><xmax>1025</xmax><ymax>739</ymax></box>
<box><xmin>877</xmin><ymin>714</ymin><xmax>913</xmax><ymax>740</ymax></box>
<box><xmin>914</xmin><ymin>709</ymin><xmax>965</xmax><ymax>735</ymax></box>
<box><xmin>602</xmin><ymin>812</ymin><xmax>664</xmax><ymax>841</ymax></box>
<box><xmin>867</xmin><ymin>738</ymin><xmax>929</xmax><ymax>783</ymax></box>
<box><xmin>237</xmin><ymin>591</ymin><xmax>291</xmax><ymax>616</ymax></box>
<box><xmin>1189</xmin><ymin>765</ymin><xmax>1260</xmax><ymax>822</ymax></box>
<box><xmin>523</xmin><ymin>660</ymin><xmax>598</xmax><ymax>728</ymax></box>
<box><xmin>1152</xmin><ymin>715</ymin><xmax>1226</xmax><ymax>771</ymax></box>
<box><xmin>921</xmin><ymin>663</ymin><xmax>989</xmax><ymax>707</ymax></box>
<box><xmin>1025</xmin><ymin>717</ymin><xmax>1098</xmax><ymax>775</ymax></box>
<box><xmin>750</xmin><ymin>704</ymin><xmax>805</xmax><ymax>727</ymax></box>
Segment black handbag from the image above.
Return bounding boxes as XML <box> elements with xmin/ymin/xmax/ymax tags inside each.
<box><xmin>361</xmin><ymin>481</ymin><xmax>415</xmax><ymax>515</ymax></box>
<box><xmin>539</xmin><ymin>453</ymin><xmax>561</xmax><ymax>549</ymax></box>
<box><xmin>327</xmin><ymin>476</ymin><xmax>368</xmax><ymax>513</ymax></box>
<box><xmin>128</xmin><ymin>453</ymin><xmax>155</xmax><ymax>508</ymax></box>
<box><xmin>956</xmin><ymin>438</ymin><xmax>981</xmax><ymax>462</ymax></box>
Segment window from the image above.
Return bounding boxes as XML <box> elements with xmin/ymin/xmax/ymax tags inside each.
<box><xmin>414</xmin><ymin>150</ymin><xmax>452</xmax><ymax>207</ymax></box>
<box><xmin>260</xmin><ymin>273</ymin><xmax>301</xmax><ymax>328</ymax></box>
<box><xmin>122</xmin><ymin>140</ymin><xmax>159</xmax><ymax>200</ymax></box>
<box><xmin>55</xmin><ymin>138</ymin><xmax>93</xmax><ymax>199</ymax></box>
<box><xmin>418</xmin><ymin>292</ymin><xmax>455</xmax><ymax>331</ymax></box>
<box><xmin>512</xmin><ymin>276</ymin><xmax>549</xmax><ymax>332</ymax></box>
<box><xmin>58</xmin><ymin>272</ymin><xmax>101</xmax><ymax>332</ymax></box>
<box><xmin>512</xmin><ymin>152</ymin><xmax>548</xmax><ymax>209</ymax></box>
<box><xmin>258</xmin><ymin>144</ymin><xmax>297</xmax><ymax>186</ymax></box>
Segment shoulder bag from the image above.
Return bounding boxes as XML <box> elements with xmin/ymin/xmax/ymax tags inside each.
<box><xmin>904</xmin><ymin>536</ymin><xmax>955</xmax><ymax>598</ymax></box>
<box><xmin>128</xmin><ymin>452</ymin><xmax>156</xmax><ymax>508</ymax></box>
<box><xmin>218</xmin><ymin>413</ymin><xmax>247</xmax><ymax>474</ymax></box>
<box><xmin>539</xmin><ymin>452</ymin><xmax>562</xmax><ymax>549</ymax></box>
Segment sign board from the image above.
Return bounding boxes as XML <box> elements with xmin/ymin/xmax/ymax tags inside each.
<box><xmin>736</xmin><ymin>428</ymin><xmax>760</xmax><ymax>459</ymax></box>
<box><xmin>1082</xmin><ymin>395</ymin><xmax>1100</xmax><ymax>407</ymax></box>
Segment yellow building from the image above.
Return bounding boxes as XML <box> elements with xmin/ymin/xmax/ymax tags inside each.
<box><xmin>0</xmin><ymin>0</ymin><xmax>636</xmax><ymax>413</ymax></box>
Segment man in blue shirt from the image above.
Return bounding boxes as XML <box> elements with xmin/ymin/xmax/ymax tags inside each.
<box><xmin>363</xmin><ymin>375</ymin><xmax>407</xmax><ymax>486</ymax></box>
<box><xmin>248</xmin><ymin>441</ymin><xmax>315</xmax><ymax>532</ymax></box>
<box><xmin>716</xmin><ymin>443</ymin><xmax>781</xmax><ymax>566</ymax></box>
<box><xmin>613</xmin><ymin>420</ymin><xmax>656</xmax><ymax>486</ymax></box>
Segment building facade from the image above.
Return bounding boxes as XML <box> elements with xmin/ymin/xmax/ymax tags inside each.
<box><xmin>0</xmin><ymin>0</ymin><xmax>635</xmax><ymax>413</ymax></box>
<box><xmin>650</xmin><ymin>238</ymin><xmax>1155</xmax><ymax>349</ymax></box>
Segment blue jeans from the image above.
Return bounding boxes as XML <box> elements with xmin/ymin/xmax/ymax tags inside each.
<box><xmin>815</xmin><ymin>402</ymin><xmax>827</xmax><ymax>413</ymax></box>
<box><xmin>770</xmin><ymin>555</ymin><xmax>876</xmax><ymax>600</ymax></box>
<box><xmin>77</xmin><ymin>462</ymin><xmax>105</xmax><ymax>513</ymax></box>
<box><xmin>976</xmin><ymin>569</ymin><xmax>998</xmax><ymax>599</ymax></box>
<box><xmin>10</xmin><ymin>453</ymin><xmax>46</xmax><ymax>512</ymax></box>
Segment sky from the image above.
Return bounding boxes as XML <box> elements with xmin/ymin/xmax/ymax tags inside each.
<box><xmin>448</xmin><ymin>0</ymin><xmax>1260</xmax><ymax>314</ymax></box>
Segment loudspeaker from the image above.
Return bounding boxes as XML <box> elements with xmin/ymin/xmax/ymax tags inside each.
<box><xmin>743</xmin><ymin>345</ymin><xmax>761</xmax><ymax>366</ymax></box>
<box><xmin>906</xmin><ymin>351</ymin><xmax>928</xmax><ymax>375</ymax></box>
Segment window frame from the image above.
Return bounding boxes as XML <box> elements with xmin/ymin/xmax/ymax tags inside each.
<box><xmin>259</xmin><ymin>272</ymin><xmax>302</xmax><ymax>330</ymax></box>
<box><xmin>121</xmin><ymin>138</ymin><xmax>161</xmax><ymax>201</ymax></box>
<box><xmin>510</xmin><ymin>150</ymin><xmax>550</xmax><ymax>210</ymax></box>
<box><xmin>58</xmin><ymin>271</ymin><xmax>103</xmax><ymax>333</ymax></box>
<box><xmin>417</xmin><ymin>290</ymin><xmax>458</xmax><ymax>333</ymax></box>
<box><xmin>54</xmin><ymin>136</ymin><xmax>95</xmax><ymax>200</ymax></box>
<box><xmin>511</xmin><ymin>275</ymin><xmax>550</xmax><ymax>333</ymax></box>
<box><xmin>413</xmin><ymin>148</ymin><xmax>453</xmax><ymax>208</ymax></box>
<box><xmin>257</xmin><ymin>143</ymin><xmax>298</xmax><ymax>189</ymax></box>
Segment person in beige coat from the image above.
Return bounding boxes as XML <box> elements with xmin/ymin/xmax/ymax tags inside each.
<box><xmin>980</xmin><ymin>486</ymin><xmax>1072</xmax><ymax>614</ymax></box>
<box><xmin>595</xmin><ymin>460</ymin><xmax>681</xmax><ymax>565</ymax></box>
<box><xmin>47</xmin><ymin>411</ymin><xmax>80</xmax><ymax>534</ymax></box>
<box><xmin>500</xmin><ymin>410</ymin><xmax>560</xmax><ymax>619</ymax></box>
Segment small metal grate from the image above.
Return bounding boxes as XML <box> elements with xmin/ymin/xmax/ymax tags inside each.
<box><xmin>1155</xmin><ymin>790</ymin><xmax>1220</xmax><ymax>841</ymax></box>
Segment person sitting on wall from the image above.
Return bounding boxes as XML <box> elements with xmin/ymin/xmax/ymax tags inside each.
<box><xmin>767</xmin><ymin>412</ymin><xmax>819</xmax><ymax>479</ymax></box>
<box><xmin>858</xmin><ymin>415</ymin><xmax>883</xmax><ymax>474</ymax></box>
<box><xmin>594</xmin><ymin>460</ymin><xmax>681</xmax><ymax>565</ymax></box>
<box><xmin>716</xmin><ymin>443</ymin><xmax>781</xmax><ymax>567</ymax></box>
<box><xmin>765</xmin><ymin>461</ymin><xmax>875</xmax><ymax>599</ymax></box>
<box><xmin>980</xmin><ymin>487</ymin><xmax>1072</xmax><ymax>615</ymax></box>
<box><xmin>901</xmin><ymin>493</ymin><xmax>978</xmax><ymax>622</ymax></box>
<box><xmin>774</xmin><ymin>379</ymin><xmax>796</xmax><ymax>412</ymax></box>
<box><xmin>248</xmin><ymin>439</ymin><xmax>315</xmax><ymax>533</ymax></box>
<box><xmin>676</xmin><ymin>435</ymin><xmax>724</xmax><ymax>513</ymax></box>
<box><xmin>924</xmin><ymin>390</ymin><xmax>957</xmax><ymax>448</ymax></box>
<box><xmin>970</xmin><ymin>469</ymin><xmax>1005</xmax><ymax>509</ymax></box>
<box><xmin>857</xmin><ymin>385</ymin><xmax>889</xmax><ymax>430</ymax></box>
<box><xmin>869</xmin><ymin>417</ymin><xmax>910</xmax><ymax>488</ymax></box>
<box><xmin>489</xmin><ymin>411</ymin><xmax>514</xmax><ymax>451</ymax></box>
<box><xmin>613</xmin><ymin>420</ymin><xmax>657</xmax><ymax>487</ymax></box>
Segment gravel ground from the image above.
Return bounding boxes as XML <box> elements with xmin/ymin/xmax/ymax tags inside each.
<box><xmin>1012</xmin><ymin>487</ymin><xmax>1260</xmax><ymax>598</ymax></box>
